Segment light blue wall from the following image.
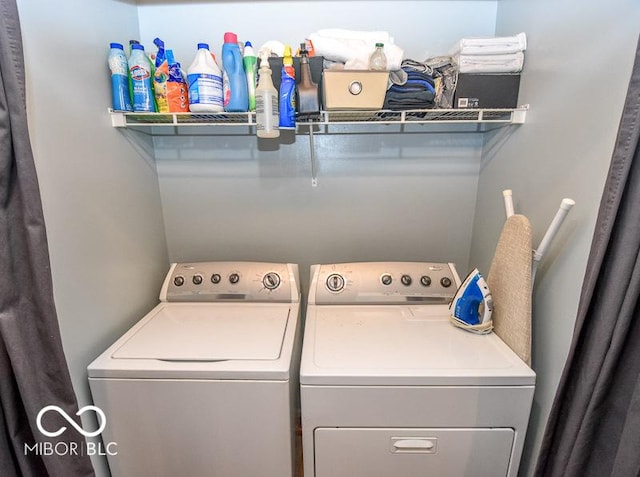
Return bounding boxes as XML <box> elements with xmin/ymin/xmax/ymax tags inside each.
<box><xmin>137</xmin><ymin>1</ymin><xmax>499</xmax><ymax>289</ymax></box>
<box><xmin>470</xmin><ymin>1</ymin><xmax>640</xmax><ymax>475</ymax></box>
<box><xmin>137</xmin><ymin>0</ymin><xmax>498</xmax><ymax>63</ymax></box>
<box><xmin>19</xmin><ymin>1</ymin><xmax>627</xmax><ymax>476</ymax></box>
<box><xmin>17</xmin><ymin>1</ymin><xmax>169</xmax><ymax>475</ymax></box>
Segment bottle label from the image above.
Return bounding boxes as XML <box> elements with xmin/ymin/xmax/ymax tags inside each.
<box><xmin>111</xmin><ymin>73</ymin><xmax>132</xmax><ymax>111</ymax></box>
<box><xmin>188</xmin><ymin>73</ymin><xmax>223</xmax><ymax>106</ymax></box>
<box><xmin>130</xmin><ymin>65</ymin><xmax>151</xmax><ymax>81</ymax></box>
<box><xmin>223</xmin><ymin>70</ymin><xmax>230</xmax><ymax>107</ymax></box>
<box><xmin>109</xmin><ymin>51</ymin><xmax>128</xmax><ymax>76</ymax></box>
<box><xmin>256</xmin><ymin>95</ymin><xmax>279</xmax><ymax>131</ymax></box>
<box><xmin>130</xmin><ymin>65</ymin><xmax>155</xmax><ymax>112</ymax></box>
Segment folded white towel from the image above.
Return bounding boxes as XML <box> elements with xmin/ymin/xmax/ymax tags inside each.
<box><xmin>453</xmin><ymin>32</ymin><xmax>527</xmax><ymax>56</ymax></box>
<box><xmin>457</xmin><ymin>52</ymin><xmax>524</xmax><ymax>73</ymax></box>
<box><xmin>309</xmin><ymin>29</ymin><xmax>404</xmax><ymax>70</ymax></box>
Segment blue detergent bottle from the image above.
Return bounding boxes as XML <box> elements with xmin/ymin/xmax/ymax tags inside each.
<box><xmin>222</xmin><ymin>32</ymin><xmax>249</xmax><ymax>112</ymax></box>
<box><xmin>108</xmin><ymin>42</ymin><xmax>132</xmax><ymax>111</ymax></box>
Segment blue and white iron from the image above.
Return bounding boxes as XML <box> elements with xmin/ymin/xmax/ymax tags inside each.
<box><xmin>449</xmin><ymin>268</ymin><xmax>494</xmax><ymax>333</ymax></box>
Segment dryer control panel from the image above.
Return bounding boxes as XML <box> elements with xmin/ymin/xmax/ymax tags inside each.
<box><xmin>310</xmin><ymin>262</ymin><xmax>461</xmax><ymax>305</ymax></box>
<box><xmin>161</xmin><ymin>262</ymin><xmax>299</xmax><ymax>303</ymax></box>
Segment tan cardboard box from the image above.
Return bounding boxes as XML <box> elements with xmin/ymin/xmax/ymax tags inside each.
<box><xmin>323</xmin><ymin>70</ymin><xmax>389</xmax><ymax>110</ymax></box>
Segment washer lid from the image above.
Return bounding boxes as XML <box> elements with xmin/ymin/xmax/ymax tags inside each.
<box><xmin>300</xmin><ymin>305</ymin><xmax>535</xmax><ymax>386</ymax></box>
<box><xmin>113</xmin><ymin>303</ymin><xmax>290</xmax><ymax>361</ymax></box>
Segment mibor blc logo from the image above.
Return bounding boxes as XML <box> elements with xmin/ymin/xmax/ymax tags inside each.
<box><xmin>37</xmin><ymin>405</ymin><xmax>106</xmax><ymax>437</ymax></box>
<box><xmin>24</xmin><ymin>405</ymin><xmax>117</xmax><ymax>457</ymax></box>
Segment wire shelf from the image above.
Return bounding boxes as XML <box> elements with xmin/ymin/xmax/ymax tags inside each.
<box><xmin>110</xmin><ymin>106</ymin><xmax>527</xmax><ymax>129</ymax></box>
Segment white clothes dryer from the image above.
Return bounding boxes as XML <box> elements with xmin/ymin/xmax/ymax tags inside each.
<box><xmin>88</xmin><ymin>262</ymin><xmax>301</xmax><ymax>477</ymax></box>
<box><xmin>300</xmin><ymin>262</ymin><xmax>535</xmax><ymax>477</ymax></box>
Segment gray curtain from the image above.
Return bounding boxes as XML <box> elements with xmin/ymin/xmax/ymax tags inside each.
<box><xmin>0</xmin><ymin>1</ymin><xmax>94</xmax><ymax>476</ymax></box>
<box><xmin>535</xmin><ymin>36</ymin><xmax>640</xmax><ymax>477</ymax></box>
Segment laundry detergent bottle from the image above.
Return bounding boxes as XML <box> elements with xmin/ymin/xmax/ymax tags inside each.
<box><xmin>221</xmin><ymin>32</ymin><xmax>249</xmax><ymax>112</ymax></box>
<box><xmin>187</xmin><ymin>43</ymin><xmax>224</xmax><ymax>112</ymax></box>
<box><xmin>128</xmin><ymin>43</ymin><xmax>156</xmax><ymax>112</ymax></box>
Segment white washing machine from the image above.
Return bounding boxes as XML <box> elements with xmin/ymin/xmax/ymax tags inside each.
<box><xmin>300</xmin><ymin>262</ymin><xmax>535</xmax><ymax>477</ymax></box>
<box><xmin>88</xmin><ymin>261</ymin><xmax>301</xmax><ymax>477</ymax></box>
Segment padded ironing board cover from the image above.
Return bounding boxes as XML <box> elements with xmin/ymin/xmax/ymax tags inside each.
<box><xmin>487</xmin><ymin>214</ymin><xmax>532</xmax><ymax>365</ymax></box>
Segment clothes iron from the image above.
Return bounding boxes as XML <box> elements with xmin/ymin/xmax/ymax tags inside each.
<box><xmin>449</xmin><ymin>268</ymin><xmax>493</xmax><ymax>328</ymax></box>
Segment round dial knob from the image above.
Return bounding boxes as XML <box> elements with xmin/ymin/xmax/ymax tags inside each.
<box><xmin>420</xmin><ymin>275</ymin><xmax>432</xmax><ymax>287</ymax></box>
<box><xmin>440</xmin><ymin>276</ymin><xmax>453</xmax><ymax>288</ymax></box>
<box><xmin>211</xmin><ymin>273</ymin><xmax>221</xmax><ymax>284</ymax></box>
<box><xmin>401</xmin><ymin>274</ymin><xmax>412</xmax><ymax>286</ymax></box>
<box><xmin>263</xmin><ymin>272</ymin><xmax>281</xmax><ymax>290</ymax></box>
<box><xmin>192</xmin><ymin>274</ymin><xmax>203</xmax><ymax>285</ymax></box>
<box><xmin>380</xmin><ymin>274</ymin><xmax>393</xmax><ymax>286</ymax></box>
<box><xmin>229</xmin><ymin>273</ymin><xmax>240</xmax><ymax>285</ymax></box>
<box><xmin>173</xmin><ymin>275</ymin><xmax>185</xmax><ymax>287</ymax></box>
<box><xmin>326</xmin><ymin>273</ymin><xmax>346</xmax><ymax>293</ymax></box>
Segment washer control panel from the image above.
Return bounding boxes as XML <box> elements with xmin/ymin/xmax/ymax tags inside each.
<box><xmin>162</xmin><ymin>262</ymin><xmax>299</xmax><ymax>303</ymax></box>
<box><xmin>311</xmin><ymin>262</ymin><xmax>461</xmax><ymax>305</ymax></box>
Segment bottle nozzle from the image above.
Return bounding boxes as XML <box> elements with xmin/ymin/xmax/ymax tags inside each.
<box><xmin>259</xmin><ymin>53</ymin><xmax>271</xmax><ymax>70</ymax></box>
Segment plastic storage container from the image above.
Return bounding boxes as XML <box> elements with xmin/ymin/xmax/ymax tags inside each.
<box><xmin>221</xmin><ymin>32</ymin><xmax>249</xmax><ymax>112</ymax></box>
<box><xmin>187</xmin><ymin>43</ymin><xmax>224</xmax><ymax>112</ymax></box>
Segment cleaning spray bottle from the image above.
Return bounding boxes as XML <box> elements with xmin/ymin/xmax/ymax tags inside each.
<box><xmin>255</xmin><ymin>54</ymin><xmax>279</xmax><ymax>139</ymax></box>
<box><xmin>296</xmin><ymin>42</ymin><xmax>320</xmax><ymax>120</ymax></box>
<box><xmin>243</xmin><ymin>41</ymin><xmax>258</xmax><ymax>112</ymax></box>
<box><xmin>279</xmin><ymin>45</ymin><xmax>296</xmax><ymax>129</ymax></box>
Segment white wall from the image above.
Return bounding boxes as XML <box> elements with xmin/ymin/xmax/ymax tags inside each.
<box><xmin>17</xmin><ymin>1</ymin><xmax>170</xmax><ymax>475</ymax></box>
<box><xmin>138</xmin><ymin>0</ymin><xmax>499</xmax><ymax>286</ymax></box>
<box><xmin>469</xmin><ymin>1</ymin><xmax>640</xmax><ymax>475</ymax></box>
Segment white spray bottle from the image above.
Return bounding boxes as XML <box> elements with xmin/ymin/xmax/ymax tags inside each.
<box><xmin>255</xmin><ymin>54</ymin><xmax>279</xmax><ymax>139</ymax></box>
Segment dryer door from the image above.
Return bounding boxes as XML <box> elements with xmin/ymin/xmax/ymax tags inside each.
<box><xmin>314</xmin><ymin>427</ymin><xmax>514</xmax><ymax>477</ymax></box>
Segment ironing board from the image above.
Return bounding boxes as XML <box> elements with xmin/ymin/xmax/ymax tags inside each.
<box><xmin>487</xmin><ymin>214</ymin><xmax>532</xmax><ymax>365</ymax></box>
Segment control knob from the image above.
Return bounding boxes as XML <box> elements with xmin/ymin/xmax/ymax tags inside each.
<box><xmin>440</xmin><ymin>276</ymin><xmax>453</xmax><ymax>288</ymax></box>
<box><xmin>420</xmin><ymin>275</ymin><xmax>432</xmax><ymax>287</ymax></box>
<box><xmin>211</xmin><ymin>273</ymin><xmax>221</xmax><ymax>284</ymax></box>
<box><xmin>229</xmin><ymin>273</ymin><xmax>240</xmax><ymax>285</ymax></box>
<box><xmin>401</xmin><ymin>274</ymin><xmax>412</xmax><ymax>286</ymax></box>
<box><xmin>263</xmin><ymin>272</ymin><xmax>281</xmax><ymax>290</ymax></box>
<box><xmin>380</xmin><ymin>274</ymin><xmax>393</xmax><ymax>286</ymax></box>
<box><xmin>192</xmin><ymin>274</ymin><xmax>203</xmax><ymax>285</ymax></box>
<box><xmin>326</xmin><ymin>273</ymin><xmax>346</xmax><ymax>293</ymax></box>
<box><xmin>173</xmin><ymin>275</ymin><xmax>185</xmax><ymax>287</ymax></box>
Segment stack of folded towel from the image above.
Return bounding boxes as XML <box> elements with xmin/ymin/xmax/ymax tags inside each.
<box><xmin>383</xmin><ymin>63</ymin><xmax>436</xmax><ymax>110</ymax></box>
<box><xmin>452</xmin><ymin>32</ymin><xmax>527</xmax><ymax>74</ymax></box>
